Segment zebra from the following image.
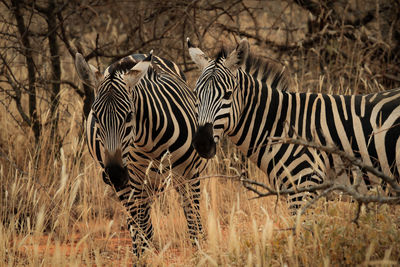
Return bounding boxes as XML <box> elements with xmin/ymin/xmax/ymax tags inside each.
<box><xmin>75</xmin><ymin>52</ymin><xmax>206</xmax><ymax>257</ymax></box>
<box><xmin>187</xmin><ymin>38</ymin><xmax>400</xmax><ymax>211</ymax></box>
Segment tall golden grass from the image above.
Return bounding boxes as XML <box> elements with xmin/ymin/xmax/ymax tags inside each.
<box><xmin>1</xmin><ymin>2</ymin><xmax>399</xmax><ymax>262</ymax></box>
<box><xmin>1</xmin><ymin>76</ymin><xmax>399</xmax><ymax>266</ymax></box>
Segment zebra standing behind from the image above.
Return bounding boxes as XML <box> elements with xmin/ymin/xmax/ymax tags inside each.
<box><xmin>75</xmin><ymin>52</ymin><xmax>206</xmax><ymax>258</ymax></box>
<box><xmin>188</xmin><ymin>38</ymin><xmax>400</xmax><ymax>211</ymax></box>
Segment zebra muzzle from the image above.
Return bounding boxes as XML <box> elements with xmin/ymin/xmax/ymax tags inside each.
<box><xmin>104</xmin><ymin>149</ymin><xmax>129</xmax><ymax>189</ymax></box>
<box><xmin>104</xmin><ymin>164</ymin><xmax>129</xmax><ymax>190</ymax></box>
<box><xmin>193</xmin><ymin>123</ymin><xmax>217</xmax><ymax>159</ymax></box>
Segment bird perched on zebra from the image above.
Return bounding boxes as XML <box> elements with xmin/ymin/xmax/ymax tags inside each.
<box><xmin>75</xmin><ymin>51</ymin><xmax>206</xmax><ymax>258</ymax></box>
<box><xmin>187</xmin><ymin>38</ymin><xmax>400</xmax><ymax>211</ymax></box>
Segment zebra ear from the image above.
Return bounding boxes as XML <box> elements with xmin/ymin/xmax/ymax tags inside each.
<box><xmin>74</xmin><ymin>53</ymin><xmax>103</xmax><ymax>88</ymax></box>
<box><xmin>125</xmin><ymin>52</ymin><xmax>152</xmax><ymax>88</ymax></box>
<box><xmin>225</xmin><ymin>38</ymin><xmax>249</xmax><ymax>72</ymax></box>
<box><xmin>187</xmin><ymin>38</ymin><xmax>208</xmax><ymax>70</ymax></box>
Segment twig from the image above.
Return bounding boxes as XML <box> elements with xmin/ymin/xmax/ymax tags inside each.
<box><xmin>352</xmin><ymin>201</ymin><xmax>362</xmax><ymax>227</ymax></box>
<box><xmin>241</xmin><ymin>177</ymin><xmax>333</xmax><ymax>199</ymax></box>
<box><xmin>269</xmin><ymin>136</ymin><xmax>400</xmax><ymax>193</ymax></box>
<box><xmin>298</xmin><ymin>186</ymin><xmax>338</xmax><ymax>216</ymax></box>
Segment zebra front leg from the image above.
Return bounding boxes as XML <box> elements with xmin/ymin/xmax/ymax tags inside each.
<box><xmin>285</xmin><ymin>172</ymin><xmax>323</xmax><ymax>215</ymax></box>
<box><xmin>287</xmin><ymin>191</ymin><xmax>318</xmax><ymax>215</ymax></box>
<box><xmin>116</xmin><ymin>186</ymin><xmax>154</xmax><ymax>258</ymax></box>
<box><xmin>176</xmin><ymin>175</ymin><xmax>203</xmax><ymax>246</ymax></box>
<box><xmin>126</xmin><ymin>200</ymin><xmax>153</xmax><ymax>258</ymax></box>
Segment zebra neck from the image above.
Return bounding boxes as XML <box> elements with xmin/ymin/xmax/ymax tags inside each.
<box><xmin>228</xmin><ymin>76</ymin><xmax>308</xmax><ymax>169</ymax></box>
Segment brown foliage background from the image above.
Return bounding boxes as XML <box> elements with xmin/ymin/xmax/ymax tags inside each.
<box><xmin>1</xmin><ymin>0</ymin><xmax>399</xmax><ymax>142</ymax></box>
<box><xmin>0</xmin><ymin>0</ymin><xmax>399</xmax><ymax>265</ymax></box>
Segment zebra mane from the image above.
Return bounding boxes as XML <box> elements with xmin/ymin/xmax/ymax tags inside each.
<box><xmin>216</xmin><ymin>48</ymin><xmax>291</xmax><ymax>91</ymax></box>
<box><xmin>107</xmin><ymin>55</ymin><xmax>142</xmax><ymax>76</ymax></box>
<box><xmin>244</xmin><ymin>54</ymin><xmax>290</xmax><ymax>91</ymax></box>
<box><xmin>215</xmin><ymin>49</ymin><xmax>228</xmax><ymax>63</ymax></box>
<box><xmin>106</xmin><ymin>54</ymin><xmax>187</xmax><ymax>82</ymax></box>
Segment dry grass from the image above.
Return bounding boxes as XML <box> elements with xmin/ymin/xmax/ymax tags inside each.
<box><xmin>1</xmin><ymin>1</ymin><xmax>399</xmax><ymax>264</ymax></box>
<box><xmin>0</xmin><ymin>102</ymin><xmax>399</xmax><ymax>266</ymax></box>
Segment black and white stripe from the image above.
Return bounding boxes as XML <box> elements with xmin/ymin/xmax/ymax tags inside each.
<box><xmin>189</xmin><ymin>38</ymin><xmax>400</xmax><ymax>211</ymax></box>
<box><xmin>75</xmin><ymin>52</ymin><xmax>206</xmax><ymax>257</ymax></box>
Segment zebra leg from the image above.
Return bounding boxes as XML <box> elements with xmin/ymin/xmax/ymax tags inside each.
<box><xmin>285</xmin><ymin>173</ymin><xmax>323</xmax><ymax>215</ymax></box>
<box><xmin>176</xmin><ymin>174</ymin><xmax>203</xmax><ymax>246</ymax></box>
<box><xmin>116</xmin><ymin>187</ymin><xmax>153</xmax><ymax>258</ymax></box>
<box><xmin>126</xmin><ymin>201</ymin><xmax>153</xmax><ymax>257</ymax></box>
<box><xmin>287</xmin><ymin>191</ymin><xmax>317</xmax><ymax>215</ymax></box>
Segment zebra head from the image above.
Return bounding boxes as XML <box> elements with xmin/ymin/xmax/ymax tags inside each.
<box><xmin>188</xmin><ymin>38</ymin><xmax>249</xmax><ymax>159</ymax></box>
<box><xmin>75</xmin><ymin>52</ymin><xmax>151</xmax><ymax>186</ymax></box>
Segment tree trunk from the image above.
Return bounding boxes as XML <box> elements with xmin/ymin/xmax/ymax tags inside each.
<box><xmin>46</xmin><ymin>0</ymin><xmax>61</xmax><ymax>146</ymax></box>
<box><xmin>11</xmin><ymin>0</ymin><xmax>40</xmax><ymax>142</ymax></box>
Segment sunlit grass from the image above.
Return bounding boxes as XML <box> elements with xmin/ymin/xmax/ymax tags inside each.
<box><xmin>1</xmin><ymin>79</ymin><xmax>399</xmax><ymax>266</ymax></box>
<box><xmin>1</xmin><ymin>10</ymin><xmax>399</xmax><ymax>264</ymax></box>
<box><xmin>1</xmin><ymin>129</ymin><xmax>399</xmax><ymax>266</ymax></box>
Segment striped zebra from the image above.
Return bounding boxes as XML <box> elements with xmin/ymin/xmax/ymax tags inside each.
<box><xmin>188</xmin><ymin>38</ymin><xmax>400</xmax><ymax>210</ymax></box>
<box><xmin>75</xmin><ymin>52</ymin><xmax>206</xmax><ymax>257</ymax></box>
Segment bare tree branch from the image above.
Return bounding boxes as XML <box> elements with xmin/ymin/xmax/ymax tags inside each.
<box><xmin>269</xmin><ymin>136</ymin><xmax>400</xmax><ymax>194</ymax></box>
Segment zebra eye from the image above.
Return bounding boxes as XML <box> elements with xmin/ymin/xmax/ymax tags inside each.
<box><xmin>125</xmin><ymin>112</ymin><xmax>133</xmax><ymax>123</ymax></box>
<box><xmin>223</xmin><ymin>91</ymin><xmax>232</xmax><ymax>100</ymax></box>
